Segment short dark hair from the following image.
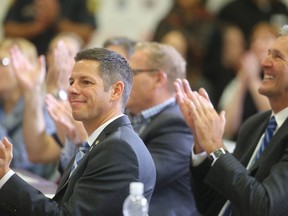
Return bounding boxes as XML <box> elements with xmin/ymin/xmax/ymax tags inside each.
<box><xmin>75</xmin><ymin>47</ymin><xmax>133</xmax><ymax>109</ymax></box>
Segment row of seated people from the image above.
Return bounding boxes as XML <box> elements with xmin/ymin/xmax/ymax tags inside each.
<box><xmin>1</xmin><ymin>23</ymin><xmax>288</xmax><ymax>215</ymax></box>
<box><xmin>0</xmin><ymin>35</ymin><xmax>200</xmax><ymax>215</ymax></box>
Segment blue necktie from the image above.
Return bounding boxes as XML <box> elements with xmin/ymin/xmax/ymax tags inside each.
<box><xmin>70</xmin><ymin>141</ymin><xmax>90</xmax><ymax>176</ymax></box>
<box><xmin>255</xmin><ymin>116</ymin><xmax>277</xmax><ymax>161</ymax></box>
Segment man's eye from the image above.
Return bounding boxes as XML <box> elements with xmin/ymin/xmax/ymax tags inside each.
<box><xmin>271</xmin><ymin>52</ymin><xmax>285</xmax><ymax>60</ymax></box>
<box><xmin>83</xmin><ymin>80</ymin><xmax>91</xmax><ymax>85</ymax></box>
<box><xmin>274</xmin><ymin>53</ymin><xmax>281</xmax><ymax>58</ymax></box>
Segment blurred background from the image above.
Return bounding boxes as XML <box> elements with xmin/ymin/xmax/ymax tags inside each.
<box><xmin>0</xmin><ymin>0</ymin><xmax>287</xmax><ymax>47</ymax></box>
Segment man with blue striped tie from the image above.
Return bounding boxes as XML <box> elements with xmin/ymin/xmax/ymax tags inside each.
<box><xmin>174</xmin><ymin>25</ymin><xmax>288</xmax><ymax>216</ymax></box>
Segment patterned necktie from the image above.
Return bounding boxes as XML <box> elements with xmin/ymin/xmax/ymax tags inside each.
<box><xmin>255</xmin><ymin>116</ymin><xmax>277</xmax><ymax>161</ymax></box>
<box><xmin>131</xmin><ymin>114</ymin><xmax>147</xmax><ymax>134</ymax></box>
<box><xmin>70</xmin><ymin>141</ymin><xmax>90</xmax><ymax>176</ymax></box>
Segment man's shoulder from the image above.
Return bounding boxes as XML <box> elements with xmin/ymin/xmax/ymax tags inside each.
<box><xmin>237</xmin><ymin>111</ymin><xmax>272</xmax><ymax>140</ymax></box>
<box><xmin>242</xmin><ymin>111</ymin><xmax>271</xmax><ymax>126</ymax></box>
<box><xmin>144</xmin><ymin>103</ymin><xmax>192</xmax><ymax>137</ymax></box>
<box><xmin>152</xmin><ymin>103</ymin><xmax>186</xmax><ymax>123</ymax></box>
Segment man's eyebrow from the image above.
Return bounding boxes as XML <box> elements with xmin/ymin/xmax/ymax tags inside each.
<box><xmin>269</xmin><ymin>49</ymin><xmax>284</xmax><ymax>56</ymax></box>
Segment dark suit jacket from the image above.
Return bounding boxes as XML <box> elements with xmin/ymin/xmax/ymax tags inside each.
<box><xmin>191</xmin><ymin>110</ymin><xmax>288</xmax><ymax>216</ymax></box>
<box><xmin>140</xmin><ymin>103</ymin><xmax>200</xmax><ymax>216</ymax></box>
<box><xmin>0</xmin><ymin>116</ymin><xmax>156</xmax><ymax>216</ymax></box>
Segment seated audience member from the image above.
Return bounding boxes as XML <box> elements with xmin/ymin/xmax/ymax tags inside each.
<box><xmin>0</xmin><ymin>47</ymin><xmax>156</xmax><ymax>216</ymax></box>
<box><xmin>152</xmin><ymin>0</ymin><xmax>216</xmax><ymax>94</ymax></box>
<box><xmin>217</xmin><ymin>0</ymin><xmax>288</xmax><ymax>41</ymax></box>
<box><xmin>173</xmin><ymin>24</ymin><xmax>288</xmax><ymax>215</ymax></box>
<box><xmin>203</xmin><ymin>23</ymin><xmax>246</xmax><ymax>106</ymax></box>
<box><xmin>45</xmin><ymin>32</ymin><xmax>84</xmax><ymax>98</ymax></box>
<box><xmin>126</xmin><ymin>42</ymin><xmax>201</xmax><ymax>216</ymax></box>
<box><xmin>3</xmin><ymin>0</ymin><xmax>96</xmax><ymax>55</ymax></box>
<box><xmin>12</xmin><ymin>33</ymin><xmax>85</xmax><ymax>175</ymax></box>
<box><xmin>0</xmin><ymin>37</ymin><xmax>56</xmax><ymax>179</ymax></box>
<box><xmin>103</xmin><ymin>36</ymin><xmax>136</xmax><ymax>60</ymax></box>
<box><xmin>22</xmin><ymin>35</ymin><xmax>137</xmax><ymax>175</ymax></box>
<box><xmin>219</xmin><ymin>22</ymin><xmax>277</xmax><ymax>141</ymax></box>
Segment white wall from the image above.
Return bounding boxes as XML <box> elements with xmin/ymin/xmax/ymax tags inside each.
<box><xmin>87</xmin><ymin>0</ymin><xmax>173</xmax><ymax>47</ymax></box>
<box><xmin>0</xmin><ymin>0</ymin><xmax>10</xmax><ymax>40</ymax></box>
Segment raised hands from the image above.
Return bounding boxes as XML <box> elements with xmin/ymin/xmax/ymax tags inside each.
<box><xmin>174</xmin><ymin>79</ymin><xmax>226</xmax><ymax>154</ymax></box>
<box><xmin>46</xmin><ymin>40</ymin><xmax>75</xmax><ymax>97</ymax></box>
<box><xmin>45</xmin><ymin>94</ymin><xmax>87</xmax><ymax>145</ymax></box>
<box><xmin>10</xmin><ymin>45</ymin><xmax>46</xmax><ymax>93</ymax></box>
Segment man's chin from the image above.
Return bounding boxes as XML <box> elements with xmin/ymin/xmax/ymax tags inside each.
<box><xmin>72</xmin><ymin>113</ymin><xmax>81</xmax><ymax>121</ymax></box>
<box><xmin>258</xmin><ymin>87</ymin><xmax>274</xmax><ymax>98</ymax></box>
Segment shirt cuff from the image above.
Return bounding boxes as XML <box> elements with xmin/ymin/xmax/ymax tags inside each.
<box><xmin>191</xmin><ymin>143</ymin><xmax>208</xmax><ymax>167</ymax></box>
<box><xmin>0</xmin><ymin>170</ymin><xmax>15</xmax><ymax>189</ymax></box>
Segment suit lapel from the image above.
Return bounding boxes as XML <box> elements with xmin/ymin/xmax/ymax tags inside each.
<box><xmin>254</xmin><ymin>117</ymin><xmax>288</xmax><ymax>165</ymax></box>
<box><xmin>54</xmin><ymin>115</ymin><xmax>132</xmax><ymax>196</ymax></box>
<box><xmin>234</xmin><ymin>112</ymin><xmax>271</xmax><ymax>167</ymax></box>
<box><xmin>249</xmin><ymin>115</ymin><xmax>288</xmax><ymax>171</ymax></box>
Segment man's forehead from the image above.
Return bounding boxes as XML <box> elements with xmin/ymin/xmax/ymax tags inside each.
<box><xmin>272</xmin><ymin>36</ymin><xmax>288</xmax><ymax>52</ymax></box>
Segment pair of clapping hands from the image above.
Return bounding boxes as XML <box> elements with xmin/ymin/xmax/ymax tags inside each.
<box><xmin>174</xmin><ymin>79</ymin><xmax>226</xmax><ymax>155</ymax></box>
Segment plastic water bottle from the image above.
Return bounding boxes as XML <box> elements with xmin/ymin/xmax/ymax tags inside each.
<box><xmin>123</xmin><ymin>182</ymin><xmax>149</xmax><ymax>216</ymax></box>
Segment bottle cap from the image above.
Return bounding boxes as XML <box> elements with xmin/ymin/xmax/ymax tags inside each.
<box><xmin>129</xmin><ymin>182</ymin><xmax>144</xmax><ymax>195</ymax></box>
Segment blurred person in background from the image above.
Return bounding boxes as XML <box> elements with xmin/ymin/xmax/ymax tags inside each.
<box><xmin>3</xmin><ymin>0</ymin><xmax>97</xmax><ymax>55</ymax></box>
<box><xmin>217</xmin><ymin>0</ymin><xmax>288</xmax><ymax>41</ymax></box>
<box><xmin>152</xmin><ymin>0</ymin><xmax>215</xmax><ymax>95</ymax></box>
<box><xmin>103</xmin><ymin>36</ymin><xmax>136</xmax><ymax>60</ymax></box>
<box><xmin>45</xmin><ymin>32</ymin><xmax>84</xmax><ymax>97</ymax></box>
<box><xmin>203</xmin><ymin>23</ymin><xmax>246</xmax><ymax>106</ymax></box>
<box><xmin>0</xmin><ymin>37</ymin><xmax>57</xmax><ymax>179</ymax></box>
<box><xmin>18</xmin><ymin>32</ymin><xmax>86</xmax><ymax>176</ymax></box>
<box><xmin>204</xmin><ymin>0</ymin><xmax>288</xmax><ymax>105</ymax></box>
<box><xmin>126</xmin><ymin>41</ymin><xmax>201</xmax><ymax>216</ymax></box>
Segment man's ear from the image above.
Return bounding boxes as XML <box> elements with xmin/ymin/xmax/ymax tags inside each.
<box><xmin>155</xmin><ymin>69</ymin><xmax>167</xmax><ymax>85</ymax></box>
<box><xmin>111</xmin><ymin>81</ymin><xmax>124</xmax><ymax>100</ymax></box>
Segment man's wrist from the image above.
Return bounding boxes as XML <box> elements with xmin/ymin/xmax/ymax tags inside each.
<box><xmin>209</xmin><ymin>148</ymin><xmax>228</xmax><ymax>165</ymax></box>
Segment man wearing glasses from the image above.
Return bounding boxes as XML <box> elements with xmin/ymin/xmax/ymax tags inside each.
<box><xmin>126</xmin><ymin>42</ymin><xmax>200</xmax><ymax>216</ymax></box>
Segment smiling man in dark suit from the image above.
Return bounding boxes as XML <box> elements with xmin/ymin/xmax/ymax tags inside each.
<box><xmin>174</xmin><ymin>25</ymin><xmax>288</xmax><ymax>216</ymax></box>
<box><xmin>0</xmin><ymin>47</ymin><xmax>156</xmax><ymax>216</ymax></box>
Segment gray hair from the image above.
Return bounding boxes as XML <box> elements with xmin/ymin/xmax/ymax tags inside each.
<box><xmin>103</xmin><ymin>36</ymin><xmax>136</xmax><ymax>59</ymax></box>
<box><xmin>134</xmin><ymin>42</ymin><xmax>186</xmax><ymax>93</ymax></box>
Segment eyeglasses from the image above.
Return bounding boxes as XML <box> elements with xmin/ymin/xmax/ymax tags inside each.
<box><xmin>131</xmin><ymin>68</ymin><xmax>159</xmax><ymax>75</ymax></box>
<box><xmin>0</xmin><ymin>57</ymin><xmax>10</xmax><ymax>67</ymax></box>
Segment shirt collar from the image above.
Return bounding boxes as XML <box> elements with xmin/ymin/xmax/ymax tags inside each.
<box><xmin>273</xmin><ymin>107</ymin><xmax>288</xmax><ymax>129</ymax></box>
<box><xmin>86</xmin><ymin>114</ymin><xmax>124</xmax><ymax>147</ymax></box>
<box><xmin>141</xmin><ymin>98</ymin><xmax>175</xmax><ymax>120</ymax></box>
